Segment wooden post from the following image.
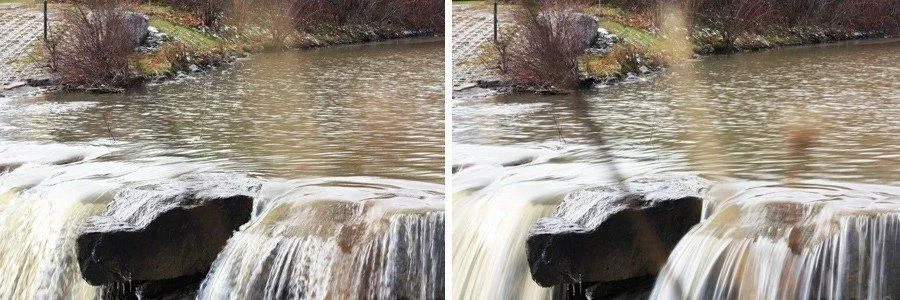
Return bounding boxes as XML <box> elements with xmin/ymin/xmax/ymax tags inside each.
<box><xmin>493</xmin><ymin>0</ymin><xmax>498</xmax><ymax>43</ymax></box>
<box><xmin>43</xmin><ymin>0</ymin><xmax>48</xmax><ymax>41</ymax></box>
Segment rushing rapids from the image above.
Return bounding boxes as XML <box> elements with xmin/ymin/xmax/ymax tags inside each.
<box><xmin>651</xmin><ymin>181</ymin><xmax>900</xmax><ymax>299</ymax></box>
<box><xmin>453</xmin><ymin>38</ymin><xmax>898</xmax><ymax>299</ymax></box>
<box><xmin>0</xmin><ymin>142</ymin><xmax>445</xmax><ymax>299</ymax></box>
<box><xmin>0</xmin><ymin>37</ymin><xmax>445</xmax><ymax>299</ymax></box>
<box><xmin>197</xmin><ymin>178</ymin><xmax>445</xmax><ymax>299</ymax></box>
<box><xmin>452</xmin><ymin>144</ymin><xmax>661</xmax><ymax>299</ymax></box>
<box><xmin>452</xmin><ymin>144</ymin><xmax>899</xmax><ymax>299</ymax></box>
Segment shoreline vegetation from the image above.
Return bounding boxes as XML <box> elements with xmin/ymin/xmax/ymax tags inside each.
<box><xmin>465</xmin><ymin>0</ymin><xmax>898</xmax><ymax>93</ymax></box>
<box><xmin>29</xmin><ymin>0</ymin><xmax>444</xmax><ymax>92</ymax></box>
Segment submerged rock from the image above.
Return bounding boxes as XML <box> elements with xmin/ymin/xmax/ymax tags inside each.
<box><xmin>75</xmin><ymin>175</ymin><xmax>259</xmax><ymax>295</ymax></box>
<box><xmin>526</xmin><ymin>174</ymin><xmax>711</xmax><ymax>296</ymax></box>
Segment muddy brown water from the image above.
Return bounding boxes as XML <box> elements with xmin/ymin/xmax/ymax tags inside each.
<box><xmin>1</xmin><ymin>38</ymin><xmax>445</xmax><ymax>183</ymax></box>
<box><xmin>451</xmin><ymin>38</ymin><xmax>899</xmax><ymax>299</ymax></box>
<box><xmin>454</xmin><ymin>38</ymin><xmax>899</xmax><ymax>184</ymax></box>
<box><xmin>0</xmin><ymin>38</ymin><xmax>445</xmax><ymax>299</ymax></box>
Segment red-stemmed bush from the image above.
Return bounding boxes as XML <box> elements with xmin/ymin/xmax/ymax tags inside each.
<box><xmin>47</xmin><ymin>0</ymin><xmax>141</xmax><ymax>90</ymax></box>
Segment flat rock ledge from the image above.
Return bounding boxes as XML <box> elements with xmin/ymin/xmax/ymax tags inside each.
<box><xmin>526</xmin><ymin>174</ymin><xmax>711</xmax><ymax>298</ymax></box>
<box><xmin>76</xmin><ymin>176</ymin><xmax>259</xmax><ymax>298</ymax></box>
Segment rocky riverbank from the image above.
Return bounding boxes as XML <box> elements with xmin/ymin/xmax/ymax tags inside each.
<box><xmin>1</xmin><ymin>1</ymin><xmax>443</xmax><ymax>94</ymax></box>
<box><xmin>451</xmin><ymin>2</ymin><xmax>895</xmax><ymax>95</ymax></box>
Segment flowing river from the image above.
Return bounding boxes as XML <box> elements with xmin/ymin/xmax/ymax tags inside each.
<box><xmin>0</xmin><ymin>38</ymin><xmax>444</xmax><ymax>299</ymax></box>
<box><xmin>452</xmin><ymin>39</ymin><xmax>899</xmax><ymax>299</ymax></box>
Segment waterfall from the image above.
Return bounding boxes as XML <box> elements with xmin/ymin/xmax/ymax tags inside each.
<box><xmin>651</xmin><ymin>182</ymin><xmax>900</xmax><ymax>299</ymax></box>
<box><xmin>0</xmin><ymin>143</ymin><xmax>117</xmax><ymax>299</ymax></box>
<box><xmin>0</xmin><ymin>142</ymin><xmax>445</xmax><ymax>299</ymax></box>
<box><xmin>198</xmin><ymin>180</ymin><xmax>445</xmax><ymax>300</ymax></box>
<box><xmin>0</xmin><ymin>142</ymin><xmax>229</xmax><ymax>299</ymax></box>
<box><xmin>451</xmin><ymin>144</ymin><xmax>631</xmax><ymax>299</ymax></box>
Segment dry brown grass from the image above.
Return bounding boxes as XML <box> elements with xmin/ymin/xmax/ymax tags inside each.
<box><xmin>582</xmin><ymin>43</ymin><xmax>662</xmax><ymax>79</ymax></box>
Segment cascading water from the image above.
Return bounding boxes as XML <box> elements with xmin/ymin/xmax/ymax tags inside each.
<box><xmin>0</xmin><ymin>38</ymin><xmax>445</xmax><ymax>299</ymax></box>
<box><xmin>652</xmin><ymin>181</ymin><xmax>900</xmax><ymax>299</ymax></box>
<box><xmin>0</xmin><ymin>142</ymin><xmax>205</xmax><ymax>299</ymax></box>
<box><xmin>451</xmin><ymin>144</ymin><xmax>657</xmax><ymax>299</ymax></box>
<box><xmin>197</xmin><ymin>178</ymin><xmax>445</xmax><ymax>299</ymax></box>
<box><xmin>0</xmin><ymin>142</ymin><xmax>445</xmax><ymax>299</ymax></box>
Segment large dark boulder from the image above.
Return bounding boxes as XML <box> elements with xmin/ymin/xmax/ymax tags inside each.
<box><xmin>122</xmin><ymin>12</ymin><xmax>150</xmax><ymax>47</ymax></box>
<box><xmin>76</xmin><ymin>175</ymin><xmax>259</xmax><ymax>295</ymax></box>
<box><xmin>86</xmin><ymin>11</ymin><xmax>149</xmax><ymax>47</ymax></box>
<box><xmin>526</xmin><ymin>174</ymin><xmax>711</xmax><ymax>293</ymax></box>
<box><xmin>537</xmin><ymin>11</ymin><xmax>600</xmax><ymax>49</ymax></box>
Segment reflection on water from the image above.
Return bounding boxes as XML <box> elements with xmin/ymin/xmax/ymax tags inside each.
<box><xmin>1</xmin><ymin>39</ymin><xmax>445</xmax><ymax>182</ymax></box>
<box><xmin>455</xmin><ymin>39</ymin><xmax>899</xmax><ymax>183</ymax></box>
<box><xmin>452</xmin><ymin>39</ymin><xmax>900</xmax><ymax>299</ymax></box>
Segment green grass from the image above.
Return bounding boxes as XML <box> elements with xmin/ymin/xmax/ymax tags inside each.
<box><xmin>578</xmin><ymin>5</ymin><xmax>670</xmax><ymax>80</ymax></box>
<box><xmin>149</xmin><ymin>19</ymin><xmax>223</xmax><ymax>50</ymax></box>
<box><xmin>600</xmin><ymin>19</ymin><xmax>662</xmax><ymax>49</ymax></box>
<box><xmin>134</xmin><ymin>5</ymin><xmax>236</xmax><ymax>77</ymax></box>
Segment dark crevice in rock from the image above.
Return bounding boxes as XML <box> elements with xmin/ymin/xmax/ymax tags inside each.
<box><xmin>552</xmin><ymin>276</ymin><xmax>655</xmax><ymax>300</ymax></box>
<box><xmin>100</xmin><ymin>273</ymin><xmax>204</xmax><ymax>300</ymax></box>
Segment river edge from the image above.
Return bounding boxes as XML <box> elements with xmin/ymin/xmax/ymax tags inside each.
<box><xmin>451</xmin><ymin>3</ymin><xmax>897</xmax><ymax>96</ymax></box>
<box><xmin>1</xmin><ymin>2</ymin><xmax>444</xmax><ymax>95</ymax></box>
<box><xmin>451</xmin><ymin>35</ymin><xmax>899</xmax><ymax>298</ymax></box>
<box><xmin>455</xmin><ymin>34</ymin><xmax>897</xmax><ymax>98</ymax></box>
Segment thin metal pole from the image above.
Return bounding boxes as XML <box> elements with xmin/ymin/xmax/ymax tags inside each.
<box><xmin>43</xmin><ymin>0</ymin><xmax>48</xmax><ymax>41</ymax></box>
<box><xmin>493</xmin><ymin>0</ymin><xmax>498</xmax><ymax>43</ymax></box>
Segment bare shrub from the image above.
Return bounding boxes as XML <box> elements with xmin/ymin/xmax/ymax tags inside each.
<box><xmin>619</xmin><ymin>0</ymin><xmax>899</xmax><ymax>37</ymax></box>
<box><xmin>500</xmin><ymin>1</ymin><xmax>596</xmax><ymax>92</ymax></box>
<box><xmin>684</xmin><ymin>0</ymin><xmax>776</xmax><ymax>50</ymax></box>
<box><xmin>836</xmin><ymin>0</ymin><xmax>899</xmax><ymax>33</ymax></box>
<box><xmin>392</xmin><ymin>0</ymin><xmax>445</xmax><ymax>33</ymax></box>
<box><xmin>161</xmin><ymin>0</ymin><xmax>232</xmax><ymax>27</ymax></box>
<box><xmin>47</xmin><ymin>0</ymin><xmax>141</xmax><ymax>90</ymax></box>
<box><xmin>288</xmin><ymin>0</ymin><xmax>443</xmax><ymax>32</ymax></box>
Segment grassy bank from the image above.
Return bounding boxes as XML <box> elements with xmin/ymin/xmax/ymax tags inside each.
<box><xmin>582</xmin><ymin>4</ymin><xmax>890</xmax><ymax>82</ymax></box>
<box><xmin>39</xmin><ymin>0</ymin><xmax>443</xmax><ymax>91</ymax></box>
<box><xmin>136</xmin><ymin>5</ymin><xmax>241</xmax><ymax>79</ymax></box>
<box><xmin>484</xmin><ymin>0</ymin><xmax>896</xmax><ymax>93</ymax></box>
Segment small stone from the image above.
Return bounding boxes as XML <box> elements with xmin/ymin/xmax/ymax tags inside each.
<box><xmin>1</xmin><ymin>81</ymin><xmax>26</xmax><ymax>90</ymax></box>
<box><xmin>26</xmin><ymin>76</ymin><xmax>53</xmax><ymax>87</ymax></box>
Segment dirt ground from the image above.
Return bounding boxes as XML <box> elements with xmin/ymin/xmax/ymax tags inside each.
<box><xmin>0</xmin><ymin>3</ymin><xmax>46</xmax><ymax>87</ymax></box>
